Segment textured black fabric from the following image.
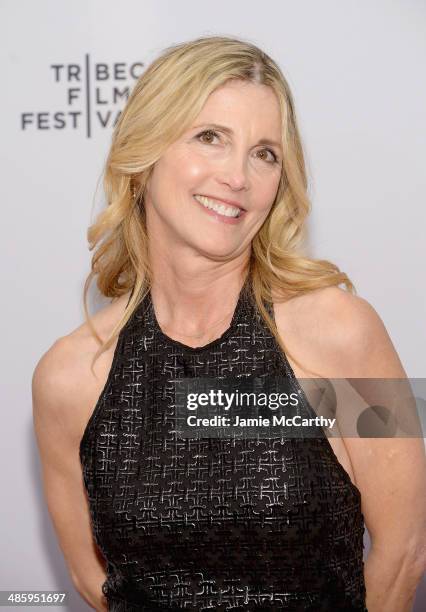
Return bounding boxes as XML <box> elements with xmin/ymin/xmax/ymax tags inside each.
<box><xmin>79</xmin><ymin>278</ymin><xmax>367</xmax><ymax>611</ymax></box>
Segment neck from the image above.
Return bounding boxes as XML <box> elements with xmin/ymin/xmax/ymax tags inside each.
<box><xmin>147</xmin><ymin>247</ymin><xmax>251</xmax><ymax>338</ymax></box>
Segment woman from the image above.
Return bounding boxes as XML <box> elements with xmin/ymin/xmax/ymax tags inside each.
<box><xmin>32</xmin><ymin>36</ymin><xmax>426</xmax><ymax>611</ymax></box>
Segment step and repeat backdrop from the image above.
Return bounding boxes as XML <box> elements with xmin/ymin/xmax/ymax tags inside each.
<box><xmin>1</xmin><ymin>0</ymin><xmax>425</xmax><ymax>609</ymax></box>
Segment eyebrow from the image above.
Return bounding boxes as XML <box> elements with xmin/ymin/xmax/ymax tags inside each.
<box><xmin>192</xmin><ymin>123</ymin><xmax>283</xmax><ymax>150</ymax></box>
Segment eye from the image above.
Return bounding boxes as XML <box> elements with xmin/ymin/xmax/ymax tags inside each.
<box><xmin>256</xmin><ymin>148</ymin><xmax>279</xmax><ymax>164</ymax></box>
<box><xmin>196</xmin><ymin>129</ymin><xmax>220</xmax><ymax>144</ymax></box>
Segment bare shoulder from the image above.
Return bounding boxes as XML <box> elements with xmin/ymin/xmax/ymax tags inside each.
<box><xmin>32</xmin><ymin>292</ymin><xmax>131</xmax><ymax>447</ymax></box>
<box><xmin>273</xmin><ymin>285</ymin><xmax>406</xmax><ymax>378</ymax></box>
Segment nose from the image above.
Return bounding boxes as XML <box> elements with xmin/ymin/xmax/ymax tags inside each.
<box><xmin>217</xmin><ymin>151</ymin><xmax>249</xmax><ymax>191</ymax></box>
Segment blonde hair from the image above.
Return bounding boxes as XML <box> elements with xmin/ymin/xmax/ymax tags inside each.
<box><xmin>83</xmin><ymin>35</ymin><xmax>355</xmax><ymax>375</ymax></box>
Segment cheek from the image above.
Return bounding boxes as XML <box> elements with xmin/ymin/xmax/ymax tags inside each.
<box><xmin>253</xmin><ymin>181</ymin><xmax>280</xmax><ymax>214</ymax></box>
<box><xmin>268</xmin><ymin>171</ymin><xmax>282</xmax><ymax>201</ymax></box>
<box><xmin>168</xmin><ymin>149</ymin><xmax>210</xmax><ymax>184</ymax></box>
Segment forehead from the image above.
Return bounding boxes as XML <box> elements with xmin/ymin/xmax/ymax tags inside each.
<box><xmin>194</xmin><ymin>80</ymin><xmax>282</xmax><ymax>134</ymax></box>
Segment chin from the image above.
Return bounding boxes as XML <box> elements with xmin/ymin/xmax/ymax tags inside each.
<box><xmin>193</xmin><ymin>239</ymin><xmax>244</xmax><ymax>260</ymax></box>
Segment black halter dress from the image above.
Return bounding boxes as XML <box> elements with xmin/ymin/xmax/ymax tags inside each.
<box><xmin>79</xmin><ymin>279</ymin><xmax>367</xmax><ymax>611</ymax></box>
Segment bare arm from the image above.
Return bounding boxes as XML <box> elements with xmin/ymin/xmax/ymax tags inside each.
<box><xmin>332</xmin><ymin>292</ymin><xmax>426</xmax><ymax>611</ymax></box>
<box><xmin>276</xmin><ymin>286</ymin><xmax>426</xmax><ymax>610</ymax></box>
<box><xmin>32</xmin><ymin>336</ymin><xmax>109</xmax><ymax>611</ymax></box>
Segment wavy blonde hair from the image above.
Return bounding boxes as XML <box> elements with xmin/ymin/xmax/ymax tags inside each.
<box><xmin>83</xmin><ymin>35</ymin><xmax>355</xmax><ymax>375</ymax></box>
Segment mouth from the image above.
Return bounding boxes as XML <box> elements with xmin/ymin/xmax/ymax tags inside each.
<box><xmin>193</xmin><ymin>194</ymin><xmax>246</xmax><ymax>219</ymax></box>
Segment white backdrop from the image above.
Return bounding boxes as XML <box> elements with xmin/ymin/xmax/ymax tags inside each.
<box><xmin>1</xmin><ymin>0</ymin><xmax>425</xmax><ymax>609</ymax></box>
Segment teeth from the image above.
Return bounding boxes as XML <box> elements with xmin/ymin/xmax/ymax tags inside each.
<box><xmin>194</xmin><ymin>195</ymin><xmax>242</xmax><ymax>218</ymax></box>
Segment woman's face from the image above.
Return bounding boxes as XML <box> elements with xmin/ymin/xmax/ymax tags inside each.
<box><xmin>144</xmin><ymin>79</ymin><xmax>283</xmax><ymax>261</ymax></box>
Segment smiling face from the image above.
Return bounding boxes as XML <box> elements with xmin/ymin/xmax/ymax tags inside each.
<box><xmin>144</xmin><ymin>79</ymin><xmax>283</xmax><ymax>261</ymax></box>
